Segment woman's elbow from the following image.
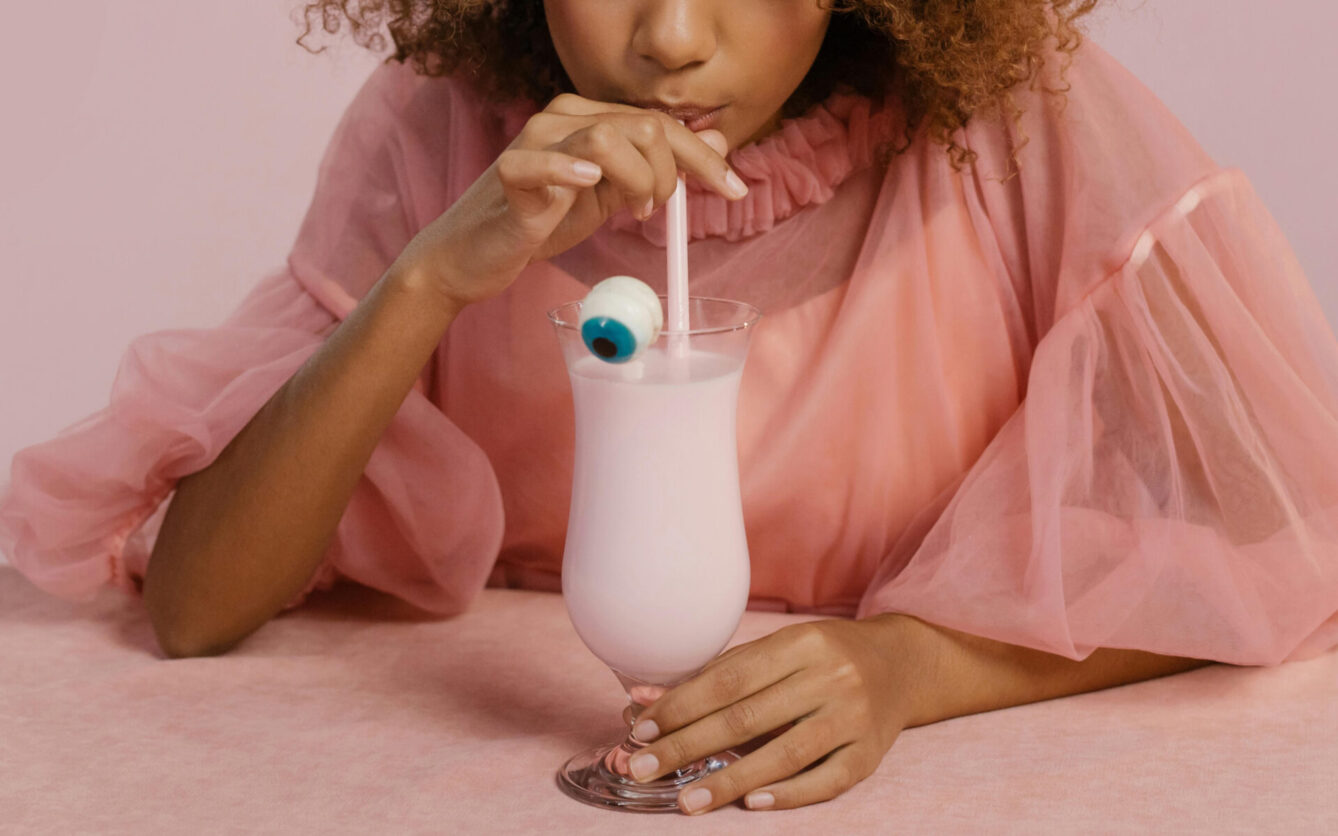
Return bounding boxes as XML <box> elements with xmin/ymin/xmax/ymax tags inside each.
<box><xmin>143</xmin><ymin>565</ymin><xmax>246</xmax><ymax>659</ymax></box>
<box><xmin>151</xmin><ymin>621</ymin><xmax>241</xmax><ymax>659</ymax></box>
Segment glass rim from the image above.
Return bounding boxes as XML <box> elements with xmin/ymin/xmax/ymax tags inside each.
<box><xmin>546</xmin><ymin>294</ymin><xmax>762</xmax><ymax>337</ymax></box>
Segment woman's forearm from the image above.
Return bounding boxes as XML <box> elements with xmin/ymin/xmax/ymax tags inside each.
<box><xmin>868</xmin><ymin>614</ymin><xmax>1217</xmax><ymax>728</ymax></box>
<box><xmin>143</xmin><ymin>265</ymin><xmax>459</xmax><ymax>659</ymax></box>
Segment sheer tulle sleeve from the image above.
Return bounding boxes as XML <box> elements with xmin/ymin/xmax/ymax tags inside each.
<box><xmin>856</xmin><ymin>169</ymin><xmax>1338</xmax><ymax>666</ymax></box>
<box><xmin>0</xmin><ymin>62</ymin><xmax>505</xmax><ymax>615</ymax></box>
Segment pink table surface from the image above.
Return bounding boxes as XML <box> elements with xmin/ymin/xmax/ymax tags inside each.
<box><xmin>2</xmin><ymin>565</ymin><xmax>1336</xmax><ymax>834</ymax></box>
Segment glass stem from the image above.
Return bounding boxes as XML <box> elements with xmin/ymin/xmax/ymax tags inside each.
<box><xmin>605</xmin><ymin>670</ymin><xmax>679</xmax><ymax>779</ymax></box>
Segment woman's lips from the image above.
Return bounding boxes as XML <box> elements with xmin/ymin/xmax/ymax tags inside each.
<box><xmin>677</xmin><ymin>107</ymin><xmax>724</xmax><ymax>132</ymax></box>
<box><xmin>624</xmin><ymin>100</ymin><xmax>727</xmax><ymax>132</ymax></box>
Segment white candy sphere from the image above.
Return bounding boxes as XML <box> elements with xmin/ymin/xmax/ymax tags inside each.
<box><xmin>578</xmin><ymin>275</ymin><xmax>664</xmax><ymax>363</ymax></box>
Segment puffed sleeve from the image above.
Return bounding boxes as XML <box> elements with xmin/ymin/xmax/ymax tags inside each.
<box><xmin>0</xmin><ymin>61</ymin><xmax>505</xmax><ymax>615</ymax></box>
<box><xmin>855</xmin><ymin>44</ymin><xmax>1338</xmax><ymax>666</ymax></box>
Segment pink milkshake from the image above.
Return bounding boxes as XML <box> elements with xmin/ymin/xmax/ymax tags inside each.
<box><xmin>562</xmin><ymin>348</ymin><xmax>751</xmax><ymax>685</ymax></box>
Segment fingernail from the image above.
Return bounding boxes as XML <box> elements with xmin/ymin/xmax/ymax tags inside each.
<box><xmin>633</xmin><ymin>719</ymin><xmax>660</xmax><ymax>742</ymax></box>
<box><xmin>724</xmin><ymin>170</ymin><xmax>748</xmax><ymax>198</ymax></box>
<box><xmin>745</xmin><ymin>791</ymin><xmax>775</xmax><ymax>810</ymax></box>
<box><xmin>640</xmin><ymin>197</ymin><xmax>655</xmax><ymax>220</ymax></box>
<box><xmin>571</xmin><ymin>161</ymin><xmax>602</xmax><ymax>182</ymax></box>
<box><xmin>629</xmin><ymin>752</ymin><xmax>659</xmax><ymax>782</ymax></box>
<box><xmin>681</xmin><ymin>787</ymin><xmax>712</xmax><ymax>814</ymax></box>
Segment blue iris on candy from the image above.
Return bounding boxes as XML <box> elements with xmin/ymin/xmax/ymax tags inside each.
<box><xmin>581</xmin><ymin>317</ymin><xmax>637</xmax><ymax>363</ymax></box>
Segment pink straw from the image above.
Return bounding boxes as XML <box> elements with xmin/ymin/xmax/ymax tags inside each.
<box><xmin>666</xmin><ymin>176</ymin><xmax>689</xmax><ymax>329</ymax></box>
<box><xmin>665</xmin><ymin>120</ymin><xmax>690</xmax><ymax>365</ymax></box>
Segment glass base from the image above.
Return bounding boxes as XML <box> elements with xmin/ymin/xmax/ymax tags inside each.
<box><xmin>556</xmin><ymin>736</ymin><xmax>739</xmax><ymax>813</ymax></box>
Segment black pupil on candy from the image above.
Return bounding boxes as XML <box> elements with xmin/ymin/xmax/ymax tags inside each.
<box><xmin>592</xmin><ymin>337</ymin><xmax>618</xmax><ymax>358</ymax></box>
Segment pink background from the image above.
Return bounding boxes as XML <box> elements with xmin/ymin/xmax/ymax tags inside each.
<box><xmin>1</xmin><ymin>1</ymin><xmax>1335</xmax><ymax>556</ymax></box>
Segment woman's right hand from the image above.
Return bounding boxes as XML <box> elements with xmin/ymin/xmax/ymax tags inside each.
<box><xmin>392</xmin><ymin>94</ymin><xmax>748</xmax><ymax>312</ymax></box>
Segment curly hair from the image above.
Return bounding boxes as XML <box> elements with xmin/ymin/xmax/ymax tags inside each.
<box><xmin>295</xmin><ymin>0</ymin><xmax>1102</xmax><ymax>179</ymax></box>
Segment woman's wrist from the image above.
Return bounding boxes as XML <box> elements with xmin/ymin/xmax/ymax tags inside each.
<box><xmin>852</xmin><ymin>612</ymin><xmax>954</xmax><ymax>730</ymax></box>
<box><xmin>383</xmin><ymin>258</ymin><xmax>468</xmax><ymax>328</ymax></box>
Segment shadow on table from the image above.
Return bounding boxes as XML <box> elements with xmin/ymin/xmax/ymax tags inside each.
<box><xmin>407</xmin><ymin>604</ymin><xmax>617</xmax><ymax>747</ymax></box>
<box><xmin>290</xmin><ymin>580</ymin><xmax>451</xmax><ymax>624</ymax></box>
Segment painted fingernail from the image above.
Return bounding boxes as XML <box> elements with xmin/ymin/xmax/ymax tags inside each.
<box><xmin>681</xmin><ymin>787</ymin><xmax>712</xmax><ymax>814</ymax></box>
<box><xmin>571</xmin><ymin>161</ymin><xmax>602</xmax><ymax>182</ymax></box>
<box><xmin>633</xmin><ymin>719</ymin><xmax>660</xmax><ymax>742</ymax></box>
<box><xmin>745</xmin><ymin>791</ymin><xmax>775</xmax><ymax>810</ymax></box>
<box><xmin>724</xmin><ymin>170</ymin><xmax>748</xmax><ymax>198</ymax></box>
<box><xmin>629</xmin><ymin>752</ymin><xmax>659</xmax><ymax>782</ymax></box>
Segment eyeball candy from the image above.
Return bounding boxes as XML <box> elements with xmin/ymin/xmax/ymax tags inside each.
<box><xmin>578</xmin><ymin>276</ymin><xmax>664</xmax><ymax>363</ymax></box>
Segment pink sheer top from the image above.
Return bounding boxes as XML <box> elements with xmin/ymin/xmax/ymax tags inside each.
<box><xmin>4</xmin><ymin>39</ymin><xmax>1337</xmax><ymax>666</ymax></box>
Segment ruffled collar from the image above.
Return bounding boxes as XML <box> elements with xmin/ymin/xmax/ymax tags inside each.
<box><xmin>501</xmin><ymin>89</ymin><xmax>902</xmax><ymax>245</ymax></box>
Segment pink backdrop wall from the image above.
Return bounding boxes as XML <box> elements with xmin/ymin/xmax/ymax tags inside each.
<box><xmin>2</xmin><ymin>2</ymin><xmax>1335</xmax><ymax>564</ymax></box>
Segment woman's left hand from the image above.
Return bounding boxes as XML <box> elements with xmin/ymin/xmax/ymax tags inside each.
<box><xmin>625</xmin><ymin>613</ymin><xmax>942</xmax><ymax>814</ymax></box>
